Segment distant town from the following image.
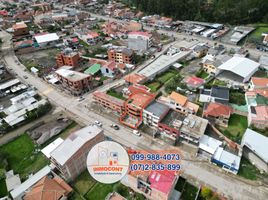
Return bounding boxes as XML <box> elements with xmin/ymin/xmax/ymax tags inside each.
<box><xmin>0</xmin><ymin>1</ymin><xmax>268</xmax><ymax>200</ymax></box>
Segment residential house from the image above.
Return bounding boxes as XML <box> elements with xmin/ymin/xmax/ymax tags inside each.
<box><xmin>202</xmin><ymin>45</ymin><xmax>226</xmax><ymax>62</ymax></box>
<box><xmin>56</xmin><ymin>48</ymin><xmax>81</xmax><ymax>68</ymax></box>
<box><xmin>55</xmin><ymin>66</ymin><xmax>92</xmax><ymax>95</ymax></box>
<box><xmin>202</xmin><ymin>55</ymin><xmax>231</xmax><ymax>75</ymax></box>
<box><xmin>101</xmin><ymin>61</ymin><xmax>118</xmax><ymax>78</ymax></box>
<box><xmin>193</xmin><ymin>44</ymin><xmax>209</xmax><ymax>58</ymax></box>
<box><xmin>93</xmin><ymin>91</ymin><xmax>125</xmax><ymax>114</ymax></box>
<box><xmin>12</xmin><ymin>22</ymin><xmax>29</xmax><ymax>37</ymax></box>
<box><xmin>248</xmin><ymin>105</ymin><xmax>268</xmax><ymax>129</ymax></box>
<box><xmin>159</xmin><ymin>91</ymin><xmax>199</xmax><ymax>114</ymax></box>
<box><xmin>158</xmin><ymin>110</ymin><xmax>208</xmax><ymax>145</ymax></box>
<box><xmin>241</xmin><ymin>129</ymin><xmax>268</xmax><ymax>172</ymax></box>
<box><xmin>199</xmin><ymin>86</ymin><xmax>229</xmax><ymax>104</ymax></box>
<box><xmin>143</xmin><ymin>100</ymin><xmax>170</xmax><ymax>128</ymax></box>
<box><xmin>198</xmin><ymin>135</ymin><xmax>223</xmax><ymax>158</ymax></box>
<box><xmin>124</xmin><ymin>73</ymin><xmax>146</xmax><ymax>85</ymax></box>
<box><xmin>259</xmin><ymin>55</ymin><xmax>268</xmax><ymax>70</ymax></box>
<box><xmin>249</xmin><ymin>77</ymin><xmax>268</xmax><ymax>90</ymax></box>
<box><xmin>50</xmin><ymin>125</ymin><xmax>105</xmax><ymax>181</ymax></box>
<box><xmin>184</xmin><ymin>76</ymin><xmax>205</xmax><ymax>90</ymax></box>
<box><xmin>24</xmin><ymin>174</ymin><xmax>73</xmax><ymax>200</ymax></box>
<box><xmin>262</xmin><ymin>33</ymin><xmax>268</xmax><ymax>46</ymax></box>
<box><xmin>108</xmin><ymin>47</ymin><xmax>133</xmax><ymax>64</ymax></box>
<box><xmin>203</xmin><ymin>102</ymin><xmax>233</xmax><ymax>127</ymax></box>
<box><xmin>123</xmin><ymin>170</ymin><xmax>179</xmax><ymax>200</ymax></box>
<box><xmin>128</xmin><ymin>31</ymin><xmax>153</xmax><ymax>51</ymax></box>
<box><xmin>78</xmin><ymin>31</ymin><xmax>101</xmax><ymax>45</ymax></box>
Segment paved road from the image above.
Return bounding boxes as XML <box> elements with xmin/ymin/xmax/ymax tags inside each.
<box><xmin>1</xmin><ymin>31</ymin><xmax>268</xmax><ymax>200</ymax></box>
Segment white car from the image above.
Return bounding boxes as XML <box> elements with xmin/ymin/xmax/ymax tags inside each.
<box><xmin>77</xmin><ymin>96</ymin><xmax>85</xmax><ymax>102</ymax></box>
<box><xmin>94</xmin><ymin>120</ymin><xmax>102</xmax><ymax>127</ymax></box>
<box><xmin>133</xmin><ymin>130</ymin><xmax>141</xmax><ymax>137</ymax></box>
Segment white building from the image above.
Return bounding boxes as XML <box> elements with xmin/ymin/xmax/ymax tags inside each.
<box><xmin>34</xmin><ymin>33</ymin><xmax>59</xmax><ymax>47</ymax></box>
<box><xmin>128</xmin><ymin>31</ymin><xmax>153</xmax><ymax>51</ymax></box>
<box><xmin>241</xmin><ymin>129</ymin><xmax>268</xmax><ymax>172</ymax></box>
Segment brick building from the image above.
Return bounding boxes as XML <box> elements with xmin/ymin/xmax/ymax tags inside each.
<box><xmin>56</xmin><ymin>48</ymin><xmax>81</xmax><ymax>68</ymax></box>
<box><xmin>55</xmin><ymin>66</ymin><xmax>91</xmax><ymax>95</ymax></box>
<box><xmin>108</xmin><ymin>47</ymin><xmax>133</xmax><ymax>64</ymax></box>
<box><xmin>12</xmin><ymin>22</ymin><xmax>29</xmax><ymax>37</ymax></box>
<box><xmin>50</xmin><ymin>125</ymin><xmax>105</xmax><ymax>181</ymax></box>
<box><xmin>93</xmin><ymin>91</ymin><xmax>125</xmax><ymax>114</ymax></box>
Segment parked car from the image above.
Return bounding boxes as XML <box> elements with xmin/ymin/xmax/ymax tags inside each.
<box><xmin>94</xmin><ymin>120</ymin><xmax>102</xmax><ymax>127</ymax></box>
<box><xmin>111</xmin><ymin>124</ymin><xmax>120</xmax><ymax>130</ymax></box>
<box><xmin>77</xmin><ymin>96</ymin><xmax>85</xmax><ymax>102</ymax></box>
<box><xmin>23</xmin><ymin>75</ymin><xmax>28</xmax><ymax>79</ymax></box>
<box><xmin>133</xmin><ymin>130</ymin><xmax>141</xmax><ymax>137</ymax></box>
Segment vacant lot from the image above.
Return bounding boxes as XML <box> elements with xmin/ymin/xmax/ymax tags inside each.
<box><xmin>145</xmin><ymin>81</ymin><xmax>162</xmax><ymax>93</ymax></box>
<box><xmin>249</xmin><ymin>23</ymin><xmax>268</xmax><ymax>40</ymax></box>
<box><xmin>73</xmin><ymin>170</ymin><xmax>96</xmax><ymax>196</ymax></box>
<box><xmin>238</xmin><ymin>157</ymin><xmax>261</xmax><ymax>180</ymax></box>
<box><xmin>0</xmin><ymin>134</ymin><xmax>49</xmax><ymax>180</ymax></box>
<box><xmin>219</xmin><ymin>114</ymin><xmax>248</xmax><ymax>142</ymax></box>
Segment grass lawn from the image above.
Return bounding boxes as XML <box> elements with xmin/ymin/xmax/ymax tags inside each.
<box><xmin>229</xmin><ymin>90</ymin><xmax>246</xmax><ymax>105</ymax></box>
<box><xmin>196</xmin><ymin>70</ymin><xmax>209</xmax><ymax>79</ymax></box>
<box><xmin>181</xmin><ymin>182</ymin><xmax>198</xmax><ymax>200</ymax></box>
<box><xmin>220</xmin><ymin>114</ymin><xmax>248</xmax><ymax>142</ymax></box>
<box><xmin>157</xmin><ymin>70</ymin><xmax>177</xmax><ymax>83</ymax></box>
<box><xmin>85</xmin><ymin>182</ymin><xmax>117</xmax><ymax>200</ymax></box>
<box><xmin>73</xmin><ymin>171</ymin><xmax>96</xmax><ymax>196</ymax></box>
<box><xmin>146</xmin><ymin>81</ymin><xmax>162</xmax><ymax>93</ymax></box>
<box><xmin>238</xmin><ymin>157</ymin><xmax>261</xmax><ymax>180</ymax></box>
<box><xmin>107</xmin><ymin>89</ymin><xmax>126</xmax><ymax>100</ymax></box>
<box><xmin>249</xmin><ymin>24</ymin><xmax>268</xmax><ymax>40</ymax></box>
<box><xmin>0</xmin><ymin>134</ymin><xmax>49</xmax><ymax>180</ymax></box>
<box><xmin>0</xmin><ymin>179</ymin><xmax>7</xmax><ymax>198</ymax></box>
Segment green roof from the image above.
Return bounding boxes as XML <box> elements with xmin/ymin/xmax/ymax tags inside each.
<box><xmin>84</xmin><ymin>64</ymin><xmax>101</xmax><ymax>75</ymax></box>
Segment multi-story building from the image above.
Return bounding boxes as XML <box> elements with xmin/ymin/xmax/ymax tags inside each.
<box><xmin>128</xmin><ymin>31</ymin><xmax>153</xmax><ymax>51</ymax></box>
<box><xmin>50</xmin><ymin>125</ymin><xmax>105</xmax><ymax>181</ymax></box>
<box><xmin>123</xmin><ymin>170</ymin><xmax>178</xmax><ymax>200</ymax></box>
<box><xmin>120</xmin><ymin>86</ymin><xmax>155</xmax><ymax>129</ymax></box>
<box><xmin>93</xmin><ymin>91</ymin><xmax>125</xmax><ymax>114</ymax></box>
<box><xmin>12</xmin><ymin>22</ymin><xmax>29</xmax><ymax>37</ymax></box>
<box><xmin>108</xmin><ymin>47</ymin><xmax>133</xmax><ymax>64</ymax></box>
<box><xmin>56</xmin><ymin>48</ymin><xmax>81</xmax><ymax>68</ymax></box>
<box><xmin>55</xmin><ymin>66</ymin><xmax>92</xmax><ymax>95</ymax></box>
<box><xmin>199</xmin><ymin>86</ymin><xmax>229</xmax><ymax>104</ymax></box>
<box><xmin>248</xmin><ymin>105</ymin><xmax>268</xmax><ymax>129</ymax></box>
<box><xmin>143</xmin><ymin>100</ymin><xmax>170</xmax><ymax>128</ymax></box>
<box><xmin>159</xmin><ymin>92</ymin><xmax>199</xmax><ymax>114</ymax></box>
<box><xmin>31</xmin><ymin>3</ymin><xmax>51</xmax><ymax>12</ymax></box>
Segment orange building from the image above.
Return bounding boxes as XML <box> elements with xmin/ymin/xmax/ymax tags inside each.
<box><xmin>108</xmin><ymin>47</ymin><xmax>133</xmax><ymax>64</ymax></box>
<box><xmin>120</xmin><ymin>85</ymin><xmax>155</xmax><ymax>129</ymax></box>
<box><xmin>24</xmin><ymin>174</ymin><xmax>73</xmax><ymax>200</ymax></box>
<box><xmin>12</xmin><ymin>22</ymin><xmax>29</xmax><ymax>37</ymax></box>
<box><xmin>56</xmin><ymin>49</ymin><xmax>81</xmax><ymax>68</ymax></box>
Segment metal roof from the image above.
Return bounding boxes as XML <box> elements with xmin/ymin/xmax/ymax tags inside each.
<box><xmin>144</xmin><ymin>100</ymin><xmax>169</xmax><ymax>118</ymax></box>
<box><xmin>241</xmin><ymin>128</ymin><xmax>268</xmax><ymax>163</ymax></box>
<box><xmin>50</xmin><ymin>125</ymin><xmax>103</xmax><ymax>165</ymax></box>
<box><xmin>218</xmin><ymin>56</ymin><xmax>260</xmax><ymax>79</ymax></box>
<box><xmin>199</xmin><ymin>135</ymin><xmax>222</xmax><ymax>155</ymax></box>
<box><xmin>34</xmin><ymin>33</ymin><xmax>59</xmax><ymax>44</ymax></box>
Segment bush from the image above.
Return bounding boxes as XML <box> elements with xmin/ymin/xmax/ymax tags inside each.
<box><xmin>201</xmin><ymin>187</ymin><xmax>213</xmax><ymax>199</ymax></box>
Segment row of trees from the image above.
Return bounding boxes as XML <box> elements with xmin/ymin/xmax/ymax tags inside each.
<box><xmin>123</xmin><ymin>0</ymin><xmax>268</xmax><ymax>24</ymax></box>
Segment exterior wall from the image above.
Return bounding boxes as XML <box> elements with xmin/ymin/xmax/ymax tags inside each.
<box><xmin>128</xmin><ymin>38</ymin><xmax>148</xmax><ymax>51</ymax></box>
<box><xmin>243</xmin><ymin>146</ymin><xmax>268</xmax><ymax>172</ymax></box>
<box><xmin>203</xmin><ymin>63</ymin><xmax>216</xmax><ymax>75</ymax></box>
<box><xmin>52</xmin><ymin>132</ymin><xmax>105</xmax><ymax>181</ymax></box>
<box><xmin>108</xmin><ymin>50</ymin><xmax>133</xmax><ymax>64</ymax></box>
<box><xmin>13</xmin><ymin>27</ymin><xmax>29</xmax><ymax>37</ymax></box>
<box><xmin>199</xmin><ymin>94</ymin><xmax>213</xmax><ymax>102</ymax></box>
<box><xmin>142</xmin><ymin>110</ymin><xmax>160</xmax><ymax>127</ymax></box>
<box><xmin>158</xmin><ymin>122</ymin><xmax>180</xmax><ymax>136</ymax></box>
<box><xmin>56</xmin><ymin>74</ymin><xmax>91</xmax><ymax>95</ymax></box>
<box><xmin>56</xmin><ymin>53</ymin><xmax>81</xmax><ymax>67</ymax></box>
<box><xmin>93</xmin><ymin>93</ymin><xmax>124</xmax><ymax>114</ymax></box>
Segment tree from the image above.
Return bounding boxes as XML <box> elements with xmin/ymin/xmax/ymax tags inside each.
<box><xmin>201</xmin><ymin>187</ymin><xmax>213</xmax><ymax>199</ymax></box>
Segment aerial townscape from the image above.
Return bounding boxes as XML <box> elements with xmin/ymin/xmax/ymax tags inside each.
<box><xmin>0</xmin><ymin>0</ymin><xmax>268</xmax><ymax>200</ymax></box>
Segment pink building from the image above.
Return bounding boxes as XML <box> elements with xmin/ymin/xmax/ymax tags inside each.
<box><xmin>248</xmin><ymin>105</ymin><xmax>268</xmax><ymax>129</ymax></box>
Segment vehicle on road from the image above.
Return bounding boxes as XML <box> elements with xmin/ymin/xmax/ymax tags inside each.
<box><xmin>111</xmin><ymin>124</ymin><xmax>120</xmax><ymax>130</ymax></box>
<box><xmin>77</xmin><ymin>96</ymin><xmax>85</xmax><ymax>102</ymax></box>
<box><xmin>94</xmin><ymin>120</ymin><xmax>102</xmax><ymax>127</ymax></box>
<box><xmin>23</xmin><ymin>75</ymin><xmax>28</xmax><ymax>79</ymax></box>
<box><xmin>133</xmin><ymin>130</ymin><xmax>141</xmax><ymax>136</ymax></box>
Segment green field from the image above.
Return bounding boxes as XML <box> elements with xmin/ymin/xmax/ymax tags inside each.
<box><xmin>238</xmin><ymin>157</ymin><xmax>261</xmax><ymax>180</ymax></box>
<box><xmin>220</xmin><ymin>114</ymin><xmax>248</xmax><ymax>142</ymax></box>
<box><xmin>180</xmin><ymin>182</ymin><xmax>198</xmax><ymax>200</ymax></box>
<box><xmin>157</xmin><ymin>70</ymin><xmax>177</xmax><ymax>83</ymax></box>
<box><xmin>0</xmin><ymin>179</ymin><xmax>7</xmax><ymax>198</ymax></box>
<box><xmin>146</xmin><ymin>81</ymin><xmax>162</xmax><ymax>93</ymax></box>
<box><xmin>196</xmin><ymin>70</ymin><xmax>209</xmax><ymax>79</ymax></box>
<box><xmin>85</xmin><ymin>182</ymin><xmax>117</xmax><ymax>200</ymax></box>
<box><xmin>249</xmin><ymin>24</ymin><xmax>268</xmax><ymax>40</ymax></box>
<box><xmin>0</xmin><ymin>134</ymin><xmax>49</xmax><ymax>180</ymax></box>
<box><xmin>107</xmin><ymin>89</ymin><xmax>126</xmax><ymax>100</ymax></box>
<box><xmin>73</xmin><ymin>171</ymin><xmax>96</xmax><ymax>196</ymax></box>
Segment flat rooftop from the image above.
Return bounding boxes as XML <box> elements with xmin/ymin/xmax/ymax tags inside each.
<box><xmin>160</xmin><ymin>110</ymin><xmax>185</xmax><ymax>129</ymax></box>
<box><xmin>56</xmin><ymin>68</ymin><xmax>90</xmax><ymax>82</ymax></box>
<box><xmin>144</xmin><ymin>100</ymin><xmax>169</xmax><ymax>118</ymax></box>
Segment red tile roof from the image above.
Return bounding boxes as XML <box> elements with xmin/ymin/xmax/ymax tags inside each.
<box><xmin>185</xmin><ymin>76</ymin><xmax>205</xmax><ymax>87</ymax></box>
<box><xmin>203</xmin><ymin>102</ymin><xmax>232</xmax><ymax>117</ymax></box>
<box><xmin>124</xmin><ymin>73</ymin><xmax>146</xmax><ymax>84</ymax></box>
<box><xmin>24</xmin><ymin>175</ymin><xmax>72</xmax><ymax>200</ymax></box>
<box><xmin>251</xmin><ymin>77</ymin><xmax>268</xmax><ymax>87</ymax></box>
